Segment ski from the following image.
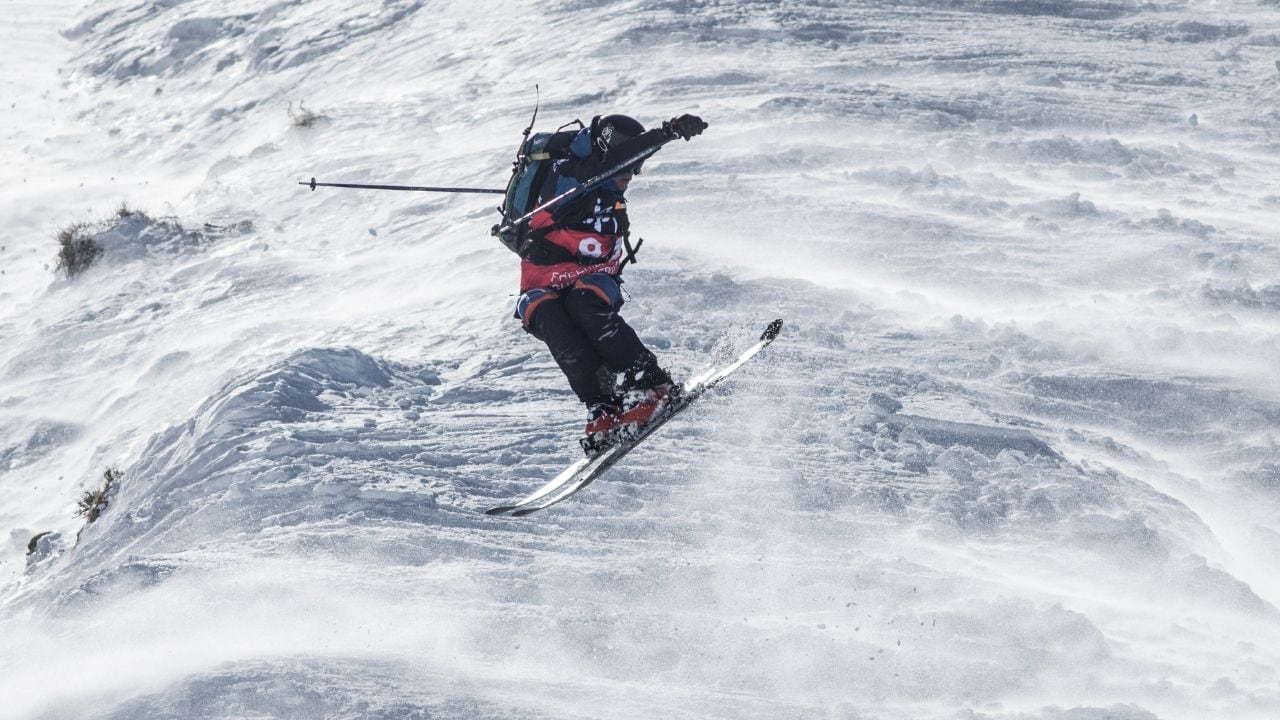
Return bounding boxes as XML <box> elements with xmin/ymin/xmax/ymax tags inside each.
<box><xmin>482</xmin><ymin>456</ymin><xmax>592</xmax><ymax>516</ymax></box>
<box><xmin>485</xmin><ymin>319</ymin><xmax>783</xmax><ymax>517</ymax></box>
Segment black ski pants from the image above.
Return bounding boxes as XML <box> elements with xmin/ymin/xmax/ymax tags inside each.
<box><xmin>518</xmin><ymin>273</ymin><xmax>668</xmax><ymax>408</ymax></box>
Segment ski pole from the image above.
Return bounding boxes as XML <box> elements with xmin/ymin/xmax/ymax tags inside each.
<box><xmin>298</xmin><ymin>177</ymin><xmax>504</xmax><ymax>194</ymax></box>
<box><xmin>492</xmin><ymin>137</ymin><xmax>673</xmax><ymax>236</ymax></box>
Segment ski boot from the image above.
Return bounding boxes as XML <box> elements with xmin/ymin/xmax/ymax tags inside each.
<box><xmin>618</xmin><ymin>382</ymin><xmax>681</xmax><ymax>439</ymax></box>
<box><xmin>581</xmin><ymin>401</ymin><xmax>624</xmax><ymax>455</ymax></box>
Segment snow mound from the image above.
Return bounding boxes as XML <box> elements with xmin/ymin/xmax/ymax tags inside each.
<box><xmin>1201</xmin><ymin>282</ymin><xmax>1280</xmax><ymax>312</ymax></box>
<box><xmin>84</xmin><ymin>658</ymin><xmax>526</xmax><ymax>720</ymax></box>
<box><xmin>57</xmin><ymin>209</ymin><xmax>252</xmax><ymax>278</ymax></box>
<box><xmin>47</xmin><ymin>347</ymin><xmax>447</xmax><ymax>592</ymax></box>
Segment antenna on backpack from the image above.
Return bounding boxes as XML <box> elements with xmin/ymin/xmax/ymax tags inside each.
<box><xmin>516</xmin><ymin>85</ymin><xmax>540</xmax><ymax>165</ymax></box>
<box><xmin>496</xmin><ymin>86</ymin><xmax>545</xmax><ymax>231</ymax></box>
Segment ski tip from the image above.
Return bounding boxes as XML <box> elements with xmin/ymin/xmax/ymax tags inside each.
<box><xmin>485</xmin><ymin>506</ymin><xmax>518</xmax><ymax>516</ymax></box>
<box><xmin>762</xmin><ymin>318</ymin><xmax>783</xmax><ymax>342</ymax></box>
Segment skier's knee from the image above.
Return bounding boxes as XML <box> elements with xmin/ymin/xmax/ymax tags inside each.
<box><xmin>570</xmin><ymin>273</ymin><xmax>623</xmax><ymax>310</ymax></box>
<box><xmin>515</xmin><ymin>288</ymin><xmax>560</xmax><ymax>331</ymax></box>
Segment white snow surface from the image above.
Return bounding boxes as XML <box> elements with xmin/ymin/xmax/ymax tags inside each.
<box><xmin>3</xmin><ymin>0</ymin><xmax>1280</xmax><ymax>718</ymax></box>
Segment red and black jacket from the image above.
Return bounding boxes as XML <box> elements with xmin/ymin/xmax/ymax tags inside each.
<box><xmin>518</xmin><ymin>124</ymin><xmax>669</xmax><ymax>293</ymax></box>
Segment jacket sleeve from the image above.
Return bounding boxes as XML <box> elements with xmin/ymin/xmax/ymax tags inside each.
<box><xmin>602</xmin><ymin>127</ymin><xmax>672</xmax><ymax>169</ymax></box>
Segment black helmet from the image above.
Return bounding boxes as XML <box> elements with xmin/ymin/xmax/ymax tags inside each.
<box><xmin>593</xmin><ymin>114</ymin><xmax>645</xmax><ymax>155</ymax></box>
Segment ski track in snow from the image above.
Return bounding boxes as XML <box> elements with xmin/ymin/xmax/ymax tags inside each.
<box><xmin>2</xmin><ymin>0</ymin><xmax>1280</xmax><ymax>718</ymax></box>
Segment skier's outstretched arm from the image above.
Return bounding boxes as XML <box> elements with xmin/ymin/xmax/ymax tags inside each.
<box><xmin>604</xmin><ymin>114</ymin><xmax>708</xmax><ymax>169</ymax></box>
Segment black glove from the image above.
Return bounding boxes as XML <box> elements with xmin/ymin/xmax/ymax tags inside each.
<box><xmin>664</xmin><ymin>114</ymin><xmax>708</xmax><ymax>141</ymax></box>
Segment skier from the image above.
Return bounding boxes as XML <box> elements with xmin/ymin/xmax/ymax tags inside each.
<box><xmin>508</xmin><ymin>112</ymin><xmax>708</xmax><ymax>451</ymax></box>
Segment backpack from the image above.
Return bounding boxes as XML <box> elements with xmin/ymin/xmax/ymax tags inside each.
<box><xmin>499</xmin><ymin>131</ymin><xmax>557</xmax><ymax>229</ymax></box>
<box><xmin>494</xmin><ymin>120</ymin><xmax>585</xmax><ymax>255</ymax></box>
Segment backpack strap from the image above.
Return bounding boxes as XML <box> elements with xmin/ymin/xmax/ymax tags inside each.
<box><xmin>621</xmin><ymin>232</ymin><xmax>643</xmax><ymax>266</ymax></box>
<box><xmin>540</xmin><ymin>128</ymin><xmax>583</xmax><ymax>161</ymax></box>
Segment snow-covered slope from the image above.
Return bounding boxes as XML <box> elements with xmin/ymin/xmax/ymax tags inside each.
<box><xmin>3</xmin><ymin>1</ymin><xmax>1280</xmax><ymax>718</ymax></box>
